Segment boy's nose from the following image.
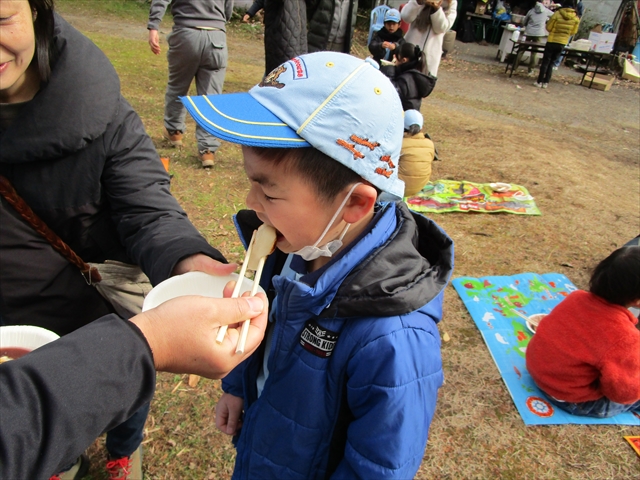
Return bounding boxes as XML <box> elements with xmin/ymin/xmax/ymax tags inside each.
<box><xmin>246</xmin><ymin>185</ymin><xmax>262</xmax><ymax>213</ymax></box>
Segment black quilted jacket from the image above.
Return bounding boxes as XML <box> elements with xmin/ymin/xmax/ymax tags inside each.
<box><xmin>263</xmin><ymin>0</ymin><xmax>309</xmax><ymax>75</ymax></box>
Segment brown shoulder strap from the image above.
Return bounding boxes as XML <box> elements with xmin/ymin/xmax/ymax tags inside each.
<box><xmin>0</xmin><ymin>175</ymin><xmax>101</xmax><ymax>284</ymax></box>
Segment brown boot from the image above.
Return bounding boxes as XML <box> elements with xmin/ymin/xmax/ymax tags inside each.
<box><xmin>163</xmin><ymin>127</ymin><xmax>183</xmax><ymax>147</ymax></box>
<box><xmin>199</xmin><ymin>149</ymin><xmax>215</xmax><ymax>168</ymax></box>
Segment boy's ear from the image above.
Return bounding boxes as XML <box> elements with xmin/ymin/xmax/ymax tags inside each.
<box><xmin>342</xmin><ymin>184</ymin><xmax>377</xmax><ymax>224</ymax></box>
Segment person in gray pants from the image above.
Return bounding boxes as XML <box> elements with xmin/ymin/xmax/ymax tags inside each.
<box><xmin>148</xmin><ymin>0</ymin><xmax>232</xmax><ymax>168</ymax></box>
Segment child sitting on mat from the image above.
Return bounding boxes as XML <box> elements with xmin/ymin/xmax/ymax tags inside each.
<box><xmin>526</xmin><ymin>245</ymin><xmax>640</xmax><ymax>418</ymax></box>
<box><xmin>400</xmin><ymin>109</ymin><xmax>435</xmax><ymax>198</ymax></box>
<box><xmin>182</xmin><ymin>52</ymin><xmax>453</xmax><ymax>479</ymax></box>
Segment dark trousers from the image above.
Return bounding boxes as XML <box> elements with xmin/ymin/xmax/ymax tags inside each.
<box><xmin>106</xmin><ymin>403</ymin><xmax>150</xmax><ymax>458</ymax></box>
<box><xmin>537</xmin><ymin>42</ymin><xmax>564</xmax><ymax>84</ymax></box>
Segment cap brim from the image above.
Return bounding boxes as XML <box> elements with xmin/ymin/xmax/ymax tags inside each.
<box><xmin>182</xmin><ymin>93</ymin><xmax>310</xmax><ymax>148</ymax></box>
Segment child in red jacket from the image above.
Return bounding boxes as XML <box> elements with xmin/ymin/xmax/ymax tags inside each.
<box><xmin>526</xmin><ymin>245</ymin><xmax>640</xmax><ymax>418</ymax></box>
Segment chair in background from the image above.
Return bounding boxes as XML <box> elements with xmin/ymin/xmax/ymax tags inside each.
<box><xmin>368</xmin><ymin>4</ymin><xmax>391</xmax><ymax>46</ymax></box>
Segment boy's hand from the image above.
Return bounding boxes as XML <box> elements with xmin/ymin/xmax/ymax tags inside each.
<box><xmin>216</xmin><ymin>393</ymin><xmax>245</xmax><ymax>435</ymax></box>
<box><xmin>242</xmin><ymin>13</ymin><xmax>250</xmax><ymax>22</ymax></box>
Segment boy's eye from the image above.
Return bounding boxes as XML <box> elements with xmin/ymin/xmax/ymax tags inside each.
<box><xmin>263</xmin><ymin>193</ymin><xmax>276</xmax><ymax>202</ymax></box>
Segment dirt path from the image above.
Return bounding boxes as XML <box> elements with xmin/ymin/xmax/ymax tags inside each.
<box><xmin>59</xmin><ymin>6</ymin><xmax>640</xmax><ymax>480</ymax></box>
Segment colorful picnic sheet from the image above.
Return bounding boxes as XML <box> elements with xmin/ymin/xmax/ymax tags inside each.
<box><xmin>405</xmin><ymin>180</ymin><xmax>541</xmax><ymax>215</ymax></box>
<box><xmin>452</xmin><ymin>272</ymin><xmax>640</xmax><ymax>426</ymax></box>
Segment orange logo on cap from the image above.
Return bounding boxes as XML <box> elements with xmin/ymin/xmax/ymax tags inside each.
<box><xmin>336</xmin><ymin>139</ymin><xmax>365</xmax><ymax>159</ymax></box>
<box><xmin>380</xmin><ymin>155</ymin><xmax>395</xmax><ymax>169</ymax></box>
<box><xmin>350</xmin><ymin>135</ymin><xmax>380</xmax><ymax>151</ymax></box>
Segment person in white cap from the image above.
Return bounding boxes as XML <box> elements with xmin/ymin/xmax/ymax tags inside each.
<box><xmin>368</xmin><ymin>8</ymin><xmax>405</xmax><ymax>64</ymax></box>
<box><xmin>183</xmin><ymin>52</ymin><xmax>454</xmax><ymax>479</ymax></box>
<box><xmin>399</xmin><ymin>109</ymin><xmax>435</xmax><ymax>198</ymax></box>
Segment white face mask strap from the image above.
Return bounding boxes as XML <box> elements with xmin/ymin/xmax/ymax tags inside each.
<box><xmin>312</xmin><ymin>182</ymin><xmax>361</xmax><ymax>248</ymax></box>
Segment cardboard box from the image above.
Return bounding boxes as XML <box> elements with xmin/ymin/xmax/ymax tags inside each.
<box><xmin>588</xmin><ymin>32</ymin><xmax>616</xmax><ymax>53</ymax></box>
<box><xmin>581</xmin><ymin>72</ymin><xmax>614</xmax><ymax>91</ymax></box>
<box><xmin>475</xmin><ymin>1</ymin><xmax>487</xmax><ymax>15</ymax></box>
<box><xmin>622</xmin><ymin>59</ymin><xmax>640</xmax><ymax>82</ymax></box>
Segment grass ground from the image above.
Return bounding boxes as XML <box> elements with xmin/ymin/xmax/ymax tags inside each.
<box><xmin>56</xmin><ymin>1</ymin><xmax>640</xmax><ymax>478</ymax></box>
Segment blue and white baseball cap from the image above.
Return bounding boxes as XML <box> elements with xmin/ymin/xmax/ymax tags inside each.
<box><xmin>404</xmin><ymin>109</ymin><xmax>423</xmax><ymax>130</ymax></box>
<box><xmin>182</xmin><ymin>52</ymin><xmax>405</xmax><ymax>200</ymax></box>
<box><xmin>384</xmin><ymin>8</ymin><xmax>402</xmax><ymax>23</ymax></box>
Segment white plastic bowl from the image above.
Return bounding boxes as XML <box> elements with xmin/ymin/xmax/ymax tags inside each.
<box><xmin>526</xmin><ymin>313</ymin><xmax>547</xmax><ymax>334</ymax></box>
<box><xmin>0</xmin><ymin>325</ymin><xmax>60</xmax><ymax>353</ymax></box>
<box><xmin>142</xmin><ymin>271</ymin><xmax>265</xmax><ymax>312</ymax></box>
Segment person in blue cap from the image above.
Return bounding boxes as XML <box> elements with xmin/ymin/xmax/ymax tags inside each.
<box><xmin>399</xmin><ymin>109</ymin><xmax>435</xmax><ymax>198</ymax></box>
<box><xmin>182</xmin><ymin>52</ymin><xmax>454</xmax><ymax>479</ymax></box>
<box><xmin>368</xmin><ymin>8</ymin><xmax>406</xmax><ymax>64</ymax></box>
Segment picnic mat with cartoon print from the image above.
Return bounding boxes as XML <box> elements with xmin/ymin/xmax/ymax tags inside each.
<box><xmin>452</xmin><ymin>272</ymin><xmax>640</xmax><ymax>426</ymax></box>
<box><xmin>405</xmin><ymin>180</ymin><xmax>541</xmax><ymax>215</ymax></box>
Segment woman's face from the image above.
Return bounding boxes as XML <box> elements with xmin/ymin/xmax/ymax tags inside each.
<box><xmin>0</xmin><ymin>0</ymin><xmax>38</xmax><ymax>103</ymax></box>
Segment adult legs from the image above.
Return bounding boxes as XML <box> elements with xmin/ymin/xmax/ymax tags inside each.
<box><xmin>194</xmin><ymin>29</ymin><xmax>227</xmax><ymax>154</ymax></box>
<box><xmin>164</xmin><ymin>27</ymin><xmax>202</xmax><ymax>137</ymax></box>
<box><xmin>105</xmin><ymin>402</ymin><xmax>151</xmax><ymax>457</ymax></box>
<box><xmin>527</xmin><ymin>36</ymin><xmax>542</xmax><ymax>73</ymax></box>
<box><xmin>537</xmin><ymin>42</ymin><xmax>563</xmax><ymax>84</ymax></box>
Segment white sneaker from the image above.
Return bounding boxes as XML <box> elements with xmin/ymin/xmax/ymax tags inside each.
<box><xmin>542</xmin><ymin>83</ymin><xmax>548</xmax><ymax>89</ymax></box>
<box><xmin>533</xmin><ymin>82</ymin><xmax>543</xmax><ymax>88</ymax></box>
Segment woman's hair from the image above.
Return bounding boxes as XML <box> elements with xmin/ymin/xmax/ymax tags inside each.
<box><xmin>396</xmin><ymin>43</ymin><xmax>425</xmax><ymax>72</ymax></box>
<box><xmin>561</xmin><ymin>0</ymin><xmax>576</xmax><ymax>8</ymax></box>
<box><xmin>246</xmin><ymin>147</ymin><xmax>368</xmax><ymax>203</ymax></box>
<box><xmin>589</xmin><ymin>246</ymin><xmax>640</xmax><ymax>306</ymax></box>
<box><xmin>29</xmin><ymin>0</ymin><xmax>57</xmax><ymax>82</ymax></box>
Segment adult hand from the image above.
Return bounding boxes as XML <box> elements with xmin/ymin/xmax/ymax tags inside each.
<box><xmin>242</xmin><ymin>13</ymin><xmax>250</xmax><ymax>22</ymax></box>
<box><xmin>149</xmin><ymin>29</ymin><xmax>161</xmax><ymax>55</ymax></box>
<box><xmin>172</xmin><ymin>253</ymin><xmax>238</xmax><ymax>277</ymax></box>
<box><xmin>131</xmin><ymin>293</ymin><xmax>268</xmax><ymax>378</ymax></box>
<box><xmin>425</xmin><ymin>0</ymin><xmax>443</xmax><ymax>9</ymax></box>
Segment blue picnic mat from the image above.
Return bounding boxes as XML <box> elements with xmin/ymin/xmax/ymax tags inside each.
<box><xmin>452</xmin><ymin>272</ymin><xmax>640</xmax><ymax>426</ymax></box>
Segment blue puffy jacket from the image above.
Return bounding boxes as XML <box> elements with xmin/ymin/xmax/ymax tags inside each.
<box><xmin>223</xmin><ymin>201</ymin><xmax>454</xmax><ymax>479</ymax></box>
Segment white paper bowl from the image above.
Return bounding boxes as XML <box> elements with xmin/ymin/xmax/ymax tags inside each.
<box><xmin>142</xmin><ymin>271</ymin><xmax>265</xmax><ymax>312</ymax></box>
<box><xmin>526</xmin><ymin>313</ymin><xmax>547</xmax><ymax>334</ymax></box>
<box><xmin>0</xmin><ymin>325</ymin><xmax>60</xmax><ymax>354</ymax></box>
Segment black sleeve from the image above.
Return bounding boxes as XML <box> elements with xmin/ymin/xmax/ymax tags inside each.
<box><xmin>0</xmin><ymin>315</ymin><xmax>156</xmax><ymax>479</ymax></box>
<box><xmin>247</xmin><ymin>0</ymin><xmax>265</xmax><ymax>16</ymax></box>
<box><xmin>102</xmin><ymin>98</ymin><xmax>226</xmax><ymax>286</ymax></box>
<box><xmin>368</xmin><ymin>31</ymin><xmax>386</xmax><ymax>59</ymax></box>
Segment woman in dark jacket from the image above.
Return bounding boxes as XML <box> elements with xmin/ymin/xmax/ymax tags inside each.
<box><xmin>0</xmin><ymin>0</ymin><xmax>235</xmax><ymax>477</ymax></box>
<box><xmin>262</xmin><ymin>0</ymin><xmax>308</xmax><ymax>75</ymax></box>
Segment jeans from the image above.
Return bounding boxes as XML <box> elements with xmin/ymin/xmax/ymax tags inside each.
<box><xmin>106</xmin><ymin>403</ymin><xmax>150</xmax><ymax>458</ymax></box>
<box><xmin>548</xmin><ymin>395</ymin><xmax>640</xmax><ymax>418</ymax></box>
<box><xmin>537</xmin><ymin>42</ymin><xmax>564</xmax><ymax>84</ymax></box>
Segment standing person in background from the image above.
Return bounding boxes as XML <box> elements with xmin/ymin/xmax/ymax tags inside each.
<box><xmin>148</xmin><ymin>0</ymin><xmax>232</xmax><ymax>168</ymax></box>
<box><xmin>519</xmin><ymin>1</ymin><xmax>553</xmax><ymax>76</ymax></box>
<box><xmin>307</xmin><ymin>0</ymin><xmax>358</xmax><ymax>53</ymax></box>
<box><xmin>401</xmin><ymin>0</ymin><xmax>457</xmax><ymax>78</ymax></box>
<box><xmin>0</xmin><ymin>1</ymin><xmax>236</xmax><ymax>478</ymax></box>
<box><xmin>260</xmin><ymin>0</ymin><xmax>309</xmax><ymax>75</ymax></box>
<box><xmin>534</xmin><ymin>0</ymin><xmax>579</xmax><ymax>88</ymax></box>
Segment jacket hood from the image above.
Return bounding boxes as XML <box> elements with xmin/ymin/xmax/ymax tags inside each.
<box><xmin>323</xmin><ymin>202</ymin><xmax>453</xmax><ymax>319</ymax></box>
<box><xmin>0</xmin><ymin>13</ymin><xmax>120</xmax><ymax>164</ymax></box>
<box><xmin>534</xmin><ymin>3</ymin><xmax>544</xmax><ymax>13</ymax></box>
<box><xmin>559</xmin><ymin>8</ymin><xmax>577</xmax><ymax>21</ymax></box>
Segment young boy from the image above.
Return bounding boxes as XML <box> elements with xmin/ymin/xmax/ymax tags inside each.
<box><xmin>400</xmin><ymin>109</ymin><xmax>435</xmax><ymax>198</ymax></box>
<box><xmin>182</xmin><ymin>52</ymin><xmax>454</xmax><ymax>479</ymax></box>
<box><xmin>369</xmin><ymin>8</ymin><xmax>405</xmax><ymax>64</ymax></box>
